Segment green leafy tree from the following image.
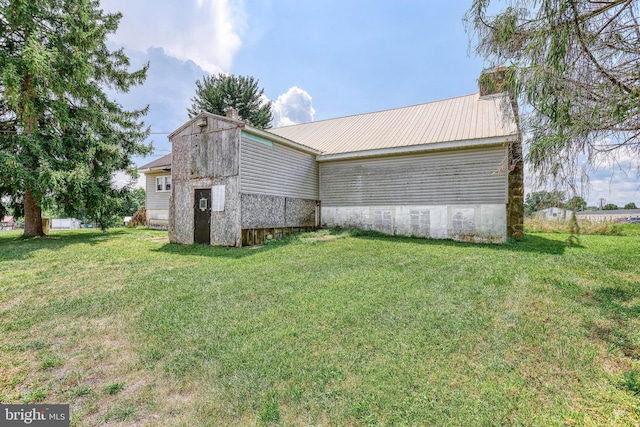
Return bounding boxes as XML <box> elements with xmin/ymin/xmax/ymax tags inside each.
<box><xmin>0</xmin><ymin>0</ymin><xmax>151</xmax><ymax>236</ymax></box>
<box><xmin>602</xmin><ymin>203</ymin><xmax>619</xmax><ymax>211</ymax></box>
<box><xmin>188</xmin><ymin>73</ymin><xmax>272</xmax><ymax>129</ymax></box>
<box><xmin>465</xmin><ymin>1</ymin><xmax>640</xmax><ymax>187</ymax></box>
<box><xmin>624</xmin><ymin>202</ymin><xmax>637</xmax><ymax>209</ymax></box>
<box><xmin>566</xmin><ymin>196</ymin><xmax>587</xmax><ymax>212</ymax></box>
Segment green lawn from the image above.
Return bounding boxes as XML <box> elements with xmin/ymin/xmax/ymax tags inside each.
<box><xmin>1</xmin><ymin>228</ymin><xmax>639</xmax><ymax>426</ymax></box>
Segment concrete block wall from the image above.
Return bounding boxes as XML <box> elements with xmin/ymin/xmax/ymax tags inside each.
<box><xmin>241</xmin><ymin>194</ymin><xmax>317</xmax><ymax>229</ymax></box>
<box><xmin>322</xmin><ymin>204</ymin><xmax>507</xmax><ymax>243</ymax></box>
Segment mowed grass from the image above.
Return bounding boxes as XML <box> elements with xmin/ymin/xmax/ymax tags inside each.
<box><xmin>0</xmin><ymin>228</ymin><xmax>639</xmax><ymax>426</ymax></box>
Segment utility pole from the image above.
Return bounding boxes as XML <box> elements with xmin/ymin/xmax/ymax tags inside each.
<box><xmin>599</xmin><ymin>198</ymin><xmax>605</xmax><ymax>210</ymax></box>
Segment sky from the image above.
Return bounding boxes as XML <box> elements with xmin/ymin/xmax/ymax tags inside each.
<box><xmin>101</xmin><ymin>0</ymin><xmax>639</xmax><ymax>208</ymax></box>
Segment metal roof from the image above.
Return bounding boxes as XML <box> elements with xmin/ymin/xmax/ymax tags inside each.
<box><xmin>268</xmin><ymin>93</ymin><xmax>519</xmax><ymax>155</ymax></box>
<box><xmin>138</xmin><ymin>153</ymin><xmax>172</xmax><ymax>172</ymax></box>
<box><xmin>576</xmin><ymin>209</ymin><xmax>640</xmax><ymax>216</ymax></box>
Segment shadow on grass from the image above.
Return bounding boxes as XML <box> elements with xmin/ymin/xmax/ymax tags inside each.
<box><xmin>551</xmin><ymin>277</ymin><xmax>640</xmax><ymax>360</ymax></box>
<box><xmin>152</xmin><ymin>228</ymin><xmax>574</xmax><ymax>257</ymax></box>
<box><xmin>0</xmin><ymin>229</ymin><xmax>128</xmax><ymax>261</ymax></box>
<box><xmin>342</xmin><ymin>229</ymin><xmax>572</xmax><ymax>255</ymax></box>
<box><xmin>152</xmin><ymin>241</ymin><xmax>277</xmax><ymax>259</ymax></box>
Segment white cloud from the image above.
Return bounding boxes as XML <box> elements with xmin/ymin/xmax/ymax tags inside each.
<box><xmin>112</xmin><ymin>171</ymin><xmax>145</xmax><ymax>190</ymax></box>
<box><xmin>271</xmin><ymin>86</ymin><xmax>315</xmax><ymax>127</ymax></box>
<box><xmin>101</xmin><ymin>0</ymin><xmax>245</xmax><ymax>73</ymax></box>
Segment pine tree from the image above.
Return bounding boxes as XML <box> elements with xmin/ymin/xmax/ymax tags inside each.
<box><xmin>0</xmin><ymin>0</ymin><xmax>151</xmax><ymax>236</ymax></box>
<box><xmin>188</xmin><ymin>73</ymin><xmax>273</xmax><ymax>129</ymax></box>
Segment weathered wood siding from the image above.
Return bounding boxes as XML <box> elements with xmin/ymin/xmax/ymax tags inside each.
<box><xmin>169</xmin><ymin>115</ymin><xmax>242</xmax><ymax>246</ymax></box>
<box><xmin>240</xmin><ymin>137</ymin><xmax>319</xmax><ymax>200</ymax></box>
<box><xmin>144</xmin><ymin>171</ymin><xmax>171</xmax><ymax>210</ymax></box>
<box><xmin>319</xmin><ymin>146</ymin><xmax>507</xmax><ymax>206</ymax></box>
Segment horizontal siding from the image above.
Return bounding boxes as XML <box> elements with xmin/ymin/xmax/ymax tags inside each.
<box><xmin>240</xmin><ymin>137</ymin><xmax>319</xmax><ymax>199</ymax></box>
<box><xmin>320</xmin><ymin>146</ymin><xmax>507</xmax><ymax>206</ymax></box>
<box><xmin>145</xmin><ymin>172</ymin><xmax>171</xmax><ymax>210</ymax></box>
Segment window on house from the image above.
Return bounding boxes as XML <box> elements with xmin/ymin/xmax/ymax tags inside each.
<box><xmin>156</xmin><ymin>176</ymin><xmax>171</xmax><ymax>192</ymax></box>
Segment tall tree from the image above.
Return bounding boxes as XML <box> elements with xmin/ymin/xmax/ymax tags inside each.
<box><xmin>465</xmin><ymin>1</ymin><xmax>640</xmax><ymax>189</ymax></box>
<box><xmin>188</xmin><ymin>73</ymin><xmax>273</xmax><ymax>129</ymax></box>
<box><xmin>0</xmin><ymin>0</ymin><xmax>150</xmax><ymax>236</ymax></box>
<box><xmin>624</xmin><ymin>202</ymin><xmax>637</xmax><ymax>209</ymax></box>
<box><xmin>567</xmin><ymin>195</ymin><xmax>587</xmax><ymax>212</ymax></box>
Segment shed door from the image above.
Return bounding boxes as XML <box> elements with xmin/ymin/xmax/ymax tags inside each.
<box><xmin>194</xmin><ymin>189</ymin><xmax>211</xmax><ymax>244</ymax></box>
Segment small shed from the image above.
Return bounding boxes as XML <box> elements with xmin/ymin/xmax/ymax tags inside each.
<box><xmin>51</xmin><ymin>218</ymin><xmax>82</xmax><ymax>229</ymax></box>
<box><xmin>534</xmin><ymin>207</ymin><xmax>573</xmax><ymax>221</ymax></box>
<box><xmin>168</xmin><ymin>111</ymin><xmax>321</xmax><ymax>246</ymax></box>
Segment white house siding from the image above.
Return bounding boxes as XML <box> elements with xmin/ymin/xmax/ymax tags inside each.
<box><xmin>240</xmin><ymin>136</ymin><xmax>319</xmax><ymax>200</ymax></box>
<box><xmin>144</xmin><ymin>171</ymin><xmax>171</xmax><ymax>227</ymax></box>
<box><xmin>319</xmin><ymin>146</ymin><xmax>508</xmax><ymax>243</ymax></box>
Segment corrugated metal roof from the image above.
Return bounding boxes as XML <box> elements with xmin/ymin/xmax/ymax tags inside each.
<box><xmin>268</xmin><ymin>93</ymin><xmax>518</xmax><ymax>155</ymax></box>
<box><xmin>138</xmin><ymin>153</ymin><xmax>172</xmax><ymax>171</ymax></box>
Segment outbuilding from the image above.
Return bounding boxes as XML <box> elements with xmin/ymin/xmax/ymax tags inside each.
<box><xmin>167</xmin><ymin>110</ymin><xmax>321</xmax><ymax>246</ymax></box>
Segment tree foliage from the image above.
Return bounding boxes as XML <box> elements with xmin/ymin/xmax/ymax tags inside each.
<box><xmin>0</xmin><ymin>0</ymin><xmax>151</xmax><ymax>236</ymax></box>
<box><xmin>465</xmin><ymin>0</ymin><xmax>640</xmax><ymax>189</ymax></box>
<box><xmin>602</xmin><ymin>203</ymin><xmax>619</xmax><ymax>210</ymax></box>
<box><xmin>187</xmin><ymin>73</ymin><xmax>273</xmax><ymax>129</ymax></box>
<box><xmin>623</xmin><ymin>202</ymin><xmax>637</xmax><ymax>209</ymax></box>
<box><xmin>567</xmin><ymin>195</ymin><xmax>587</xmax><ymax>212</ymax></box>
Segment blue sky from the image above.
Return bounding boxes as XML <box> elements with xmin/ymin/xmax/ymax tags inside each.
<box><xmin>102</xmin><ymin>0</ymin><xmax>638</xmax><ymax>207</ymax></box>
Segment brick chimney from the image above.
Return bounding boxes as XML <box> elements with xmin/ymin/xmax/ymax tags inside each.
<box><xmin>478</xmin><ymin>66</ymin><xmax>524</xmax><ymax>239</ymax></box>
<box><xmin>225</xmin><ymin>107</ymin><xmax>239</xmax><ymax>120</ymax></box>
<box><xmin>479</xmin><ymin>66</ymin><xmax>507</xmax><ymax>97</ymax></box>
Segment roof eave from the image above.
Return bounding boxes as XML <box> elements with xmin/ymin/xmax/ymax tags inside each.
<box><xmin>316</xmin><ymin>134</ymin><xmax>518</xmax><ymax>162</ymax></box>
<box><xmin>168</xmin><ymin>111</ymin><xmax>246</xmax><ymax>140</ymax></box>
<box><xmin>243</xmin><ymin>126</ymin><xmax>322</xmax><ymax>155</ymax></box>
<box><xmin>138</xmin><ymin>167</ymin><xmax>171</xmax><ymax>174</ymax></box>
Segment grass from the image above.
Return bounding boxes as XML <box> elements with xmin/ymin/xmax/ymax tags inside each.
<box><xmin>524</xmin><ymin>216</ymin><xmax>640</xmax><ymax>236</ymax></box>
<box><xmin>0</xmin><ymin>227</ymin><xmax>639</xmax><ymax>425</ymax></box>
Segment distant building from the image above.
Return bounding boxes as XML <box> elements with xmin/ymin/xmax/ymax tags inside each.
<box><xmin>576</xmin><ymin>209</ymin><xmax>640</xmax><ymax>222</ymax></box>
<box><xmin>50</xmin><ymin>218</ymin><xmax>82</xmax><ymax>229</ymax></box>
<box><xmin>0</xmin><ymin>216</ymin><xmax>18</xmax><ymax>230</ymax></box>
<box><xmin>534</xmin><ymin>207</ymin><xmax>573</xmax><ymax>221</ymax></box>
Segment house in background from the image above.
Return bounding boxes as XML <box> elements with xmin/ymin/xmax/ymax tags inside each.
<box><xmin>140</xmin><ymin>73</ymin><xmax>523</xmax><ymax>246</ymax></box>
<box><xmin>0</xmin><ymin>216</ymin><xmax>18</xmax><ymax>230</ymax></box>
<box><xmin>138</xmin><ymin>153</ymin><xmax>172</xmax><ymax>230</ymax></box>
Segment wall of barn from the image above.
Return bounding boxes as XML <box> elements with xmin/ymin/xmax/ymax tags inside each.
<box><xmin>169</xmin><ymin>116</ymin><xmax>242</xmax><ymax>246</ymax></box>
<box><xmin>319</xmin><ymin>145</ymin><xmax>509</xmax><ymax>243</ymax></box>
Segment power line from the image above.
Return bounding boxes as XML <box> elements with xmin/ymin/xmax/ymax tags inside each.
<box><xmin>0</xmin><ymin>130</ymin><xmax>173</xmax><ymax>135</ymax></box>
